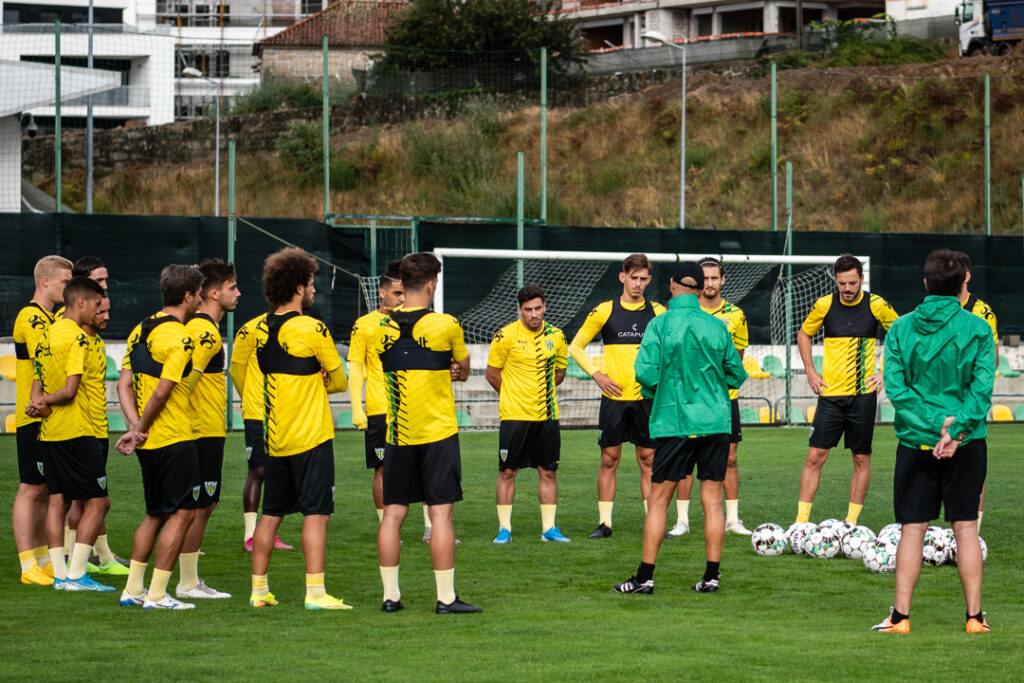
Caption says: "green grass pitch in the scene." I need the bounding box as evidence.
[2,425,1022,680]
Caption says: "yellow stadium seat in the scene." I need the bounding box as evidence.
[991,404,1012,422]
[0,354,17,381]
[758,406,772,424]
[743,356,770,379]
[806,406,816,423]
[4,414,15,433]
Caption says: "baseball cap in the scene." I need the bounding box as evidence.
[672,262,704,290]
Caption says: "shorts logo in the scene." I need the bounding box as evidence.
[37,461,44,475]
[499,448,508,462]
[246,447,252,461]
[375,447,385,461]
[205,480,218,496]
[192,485,201,501]
[97,476,107,490]
[331,486,336,503]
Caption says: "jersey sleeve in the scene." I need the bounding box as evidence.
[231,319,257,367]
[347,319,367,364]
[801,296,830,336]
[310,320,343,372]
[486,326,511,369]
[652,302,667,316]
[159,329,193,383]
[975,301,998,346]
[64,332,88,377]
[448,316,469,362]
[17,311,48,361]
[553,330,569,370]
[569,302,611,376]
[732,310,749,351]
[121,323,142,371]
[870,295,899,331]
[188,321,221,374]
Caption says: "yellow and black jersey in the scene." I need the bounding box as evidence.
[801,291,897,397]
[348,310,388,416]
[374,306,468,446]
[187,313,226,438]
[257,312,343,457]
[12,301,56,429]
[122,312,195,449]
[702,299,748,401]
[569,298,666,401]
[231,314,268,421]
[963,295,998,347]
[83,333,108,438]
[35,319,100,441]
[487,319,568,422]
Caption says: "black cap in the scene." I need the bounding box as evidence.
[672,262,704,290]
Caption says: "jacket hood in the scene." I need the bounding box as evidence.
[913,295,961,335]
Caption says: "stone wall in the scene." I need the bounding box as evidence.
[261,46,377,87]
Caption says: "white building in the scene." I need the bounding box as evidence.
[885,0,958,20]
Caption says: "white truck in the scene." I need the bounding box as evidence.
[956,0,1024,56]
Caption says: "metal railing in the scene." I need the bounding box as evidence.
[65,85,150,108]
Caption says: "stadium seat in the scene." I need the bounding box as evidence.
[104,355,119,381]
[997,355,1020,378]
[456,409,473,427]
[0,354,17,380]
[742,356,770,379]
[739,406,758,424]
[786,407,805,424]
[880,404,895,423]
[336,410,354,428]
[812,355,824,375]
[1015,404,1024,421]
[761,355,786,379]
[228,412,243,429]
[566,358,591,380]
[106,412,127,432]
[806,406,816,423]
[991,404,1012,422]
[4,414,15,433]
[758,406,773,424]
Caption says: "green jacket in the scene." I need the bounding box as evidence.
[634,294,747,439]
[884,295,994,449]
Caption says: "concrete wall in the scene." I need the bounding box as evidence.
[0,115,21,212]
[260,46,380,88]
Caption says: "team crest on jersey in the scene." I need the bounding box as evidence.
[205,480,218,496]
[192,485,201,501]
[37,461,44,475]
[97,476,107,490]
[544,339,554,352]
[375,447,385,461]
[499,449,508,462]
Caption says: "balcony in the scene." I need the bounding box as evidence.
[65,86,149,108]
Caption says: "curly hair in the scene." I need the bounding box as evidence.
[263,247,317,307]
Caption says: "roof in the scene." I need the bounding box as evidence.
[0,60,120,118]
[255,0,410,55]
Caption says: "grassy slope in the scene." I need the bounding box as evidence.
[2,425,1022,680]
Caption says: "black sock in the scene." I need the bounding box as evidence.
[637,562,655,583]
[967,611,984,622]
[891,609,909,624]
[703,561,720,582]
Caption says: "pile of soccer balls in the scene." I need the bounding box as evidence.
[750,521,988,574]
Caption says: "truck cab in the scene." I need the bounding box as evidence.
[957,0,1024,55]
[956,0,987,56]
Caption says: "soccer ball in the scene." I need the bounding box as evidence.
[786,522,817,556]
[948,534,988,564]
[922,526,949,566]
[804,530,841,559]
[878,523,901,539]
[751,523,788,556]
[821,520,853,544]
[863,537,898,573]
[841,526,876,560]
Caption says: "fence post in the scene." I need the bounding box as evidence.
[369,218,378,276]
[517,152,525,290]
[540,47,548,224]
[771,61,777,232]
[411,216,419,253]
[225,140,237,429]
[322,34,330,222]
[984,73,991,236]
[55,19,62,213]
[784,161,793,423]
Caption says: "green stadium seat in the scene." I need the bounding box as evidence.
[456,409,473,427]
[761,355,786,378]
[104,355,119,381]
[812,355,823,375]
[787,407,804,424]
[230,412,243,429]
[1015,404,1024,421]
[880,404,895,423]
[0,354,16,380]
[739,406,758,424]
[336,410,353,428]
[997,355,1020,378]
[566,357,591,380]
[106,412,127,432]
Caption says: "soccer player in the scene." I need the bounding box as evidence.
[115,265,204,610]
[873,250,993,634]
[348,261,405,523]
[614,263,747,595]
[249,247,350,611]
[485,285,570,544]
[794,254,897,526]
[954,251,997,529]
[176,259,239,600]
[667,257,752,537]
[569,254,665,539]
[12,254,71,586]
[28,276,114,591]
[374,252,481,614]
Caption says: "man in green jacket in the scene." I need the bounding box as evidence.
[614,263,747,595]
[873,249,994,635]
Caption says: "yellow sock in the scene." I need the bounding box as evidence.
[251,573,269,598]
[125,560,147,596]
[243,512,258,541]
[497,504,513,531]
[67,529,77,552]
[434,568,455,605]
[845,502,864,525]
[33,545,50,568]
[94,535,116,565]
[676,499,690,525]
[18,549,36,573]
[305,572,326,599]
[598,501,614,527]
[67,543,91,580]
[797,501,813,524]
[146,568,172,602]
[725,499,739,526]
[423,504,432,531]
[977,510,984,531]
[376,508,384,524]
[48,548,67,580]
[178,551,200,591]
[63,526,71,550]
[380,565,400,602]
[540,504,556,532]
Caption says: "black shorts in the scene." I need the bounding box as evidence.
[364,414,387,469]
[137,440,201,515]
[729,398,742,444]
[42,437,108,501]
[498,420,560,471]
[244,419,269,470]
[16,422,46,486]
[652,434,730,483]
[262,440,335,517]
[383,434,463,506]
[195,437,225,506]
[598,396,656,449]
[808,394,877,454]
[893,440,986,524]
[97,438,109,465]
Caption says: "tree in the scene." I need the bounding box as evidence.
[377,0,586,73]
